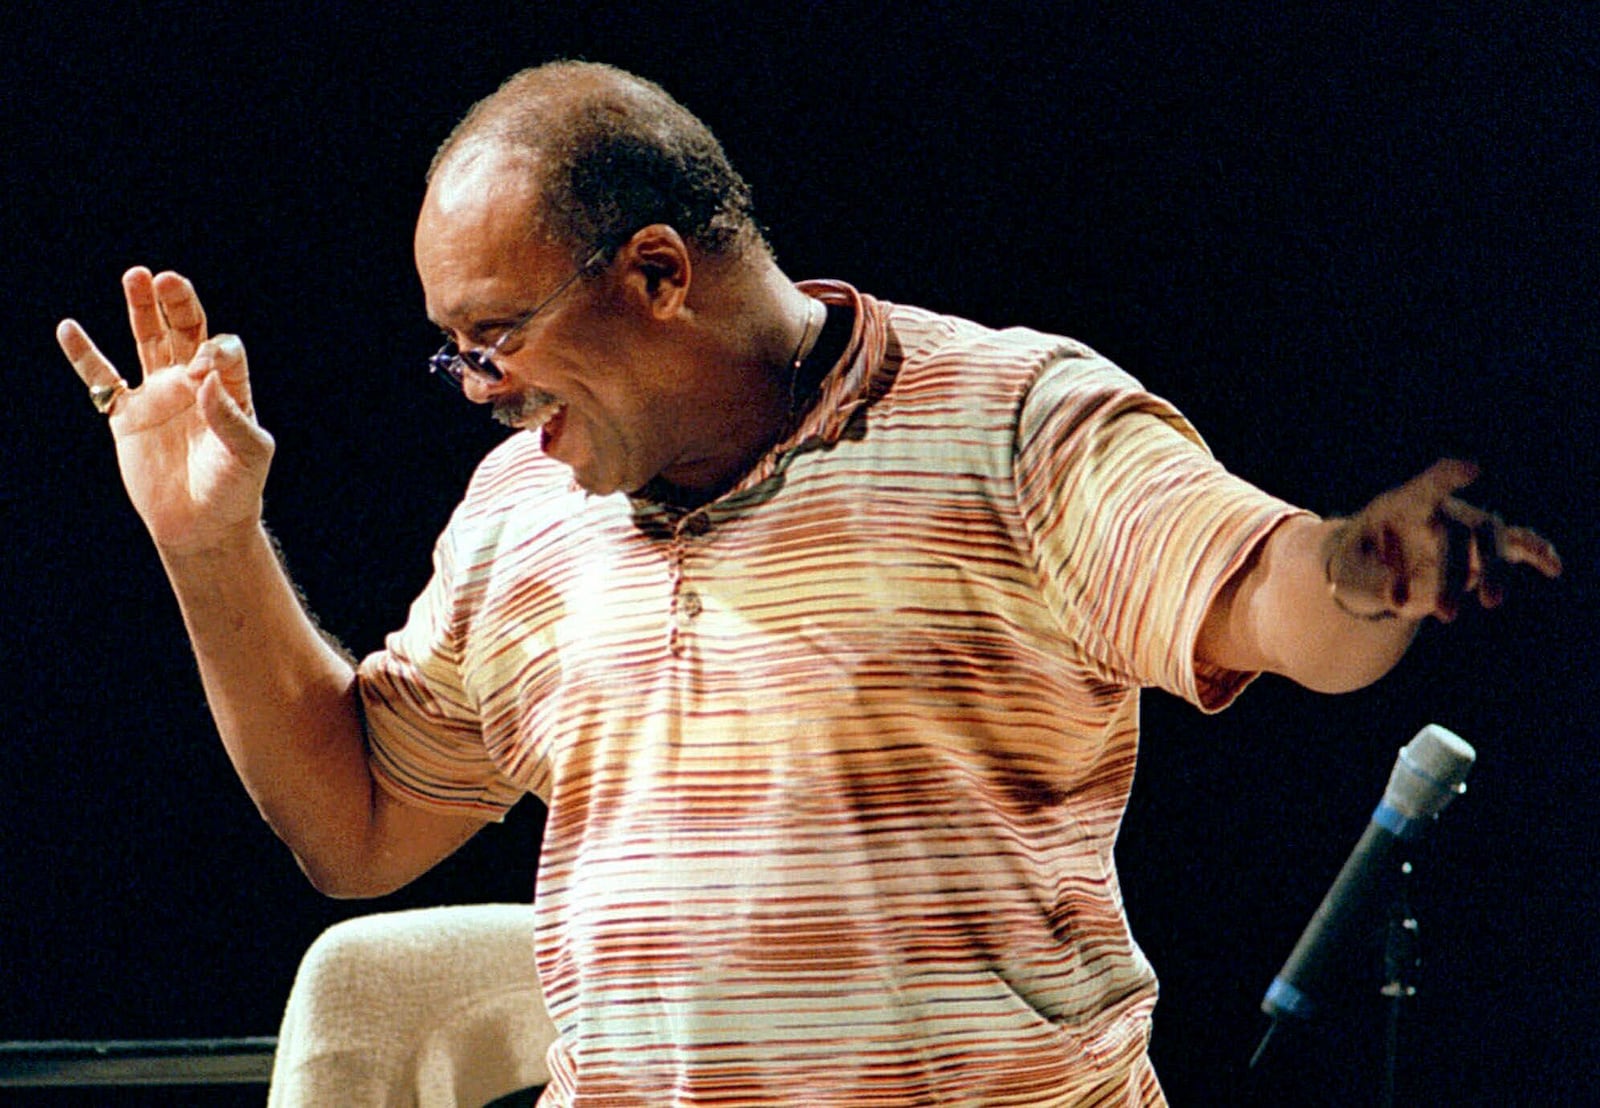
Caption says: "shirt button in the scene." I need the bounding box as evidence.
[682,512,712,537]
[680,590,703,618]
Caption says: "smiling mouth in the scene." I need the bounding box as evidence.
[493,390,565,431]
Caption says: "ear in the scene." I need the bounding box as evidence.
[615,224,692,321]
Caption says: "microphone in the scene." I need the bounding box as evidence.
[1257,724,1476,1030]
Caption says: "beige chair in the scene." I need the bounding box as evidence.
[269,904,555,1107]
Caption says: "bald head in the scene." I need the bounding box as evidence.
[429,61,765,265]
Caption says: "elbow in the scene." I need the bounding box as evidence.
[260,772,477,900]
[273,810,406,900]
[1291,667,1386,696]
[295,852,409,900]
[1272,630,1415,695]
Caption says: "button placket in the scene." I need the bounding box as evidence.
[679,589,703,618]
[666,512,710,656]
[666,531,686,656]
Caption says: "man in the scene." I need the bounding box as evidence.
[58,61,1559,1105]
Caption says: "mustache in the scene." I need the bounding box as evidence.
[492,389,563,430]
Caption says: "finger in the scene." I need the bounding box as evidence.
[1442,497,1562,580]
[188,334,253,418]
[56,318,125,389]
[58,318,133,418]
[1497,524,1563,579]
[1406,458,1481,505]
[123,266,170,377]
[152,270,207,364]
[1436,494,1495,530]
[1477,578,1506,610]
[197,372,274,463]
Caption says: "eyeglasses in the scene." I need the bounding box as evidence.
[427,247,608,392]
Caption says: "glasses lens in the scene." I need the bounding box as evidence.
[428,344,503,393]
[458,349,502,381]
[428,345,466,390]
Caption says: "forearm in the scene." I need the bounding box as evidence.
[159,521,380,889]
[62,271,487,896]
[1201,515,1419,693]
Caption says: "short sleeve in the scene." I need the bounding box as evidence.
[359,521,524,820]
[1014,355,1308,711]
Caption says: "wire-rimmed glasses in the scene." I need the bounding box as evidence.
[427,247,608,392]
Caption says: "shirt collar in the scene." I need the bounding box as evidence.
[625,281,895,519]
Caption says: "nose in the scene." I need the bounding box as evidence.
[460,366,510,405]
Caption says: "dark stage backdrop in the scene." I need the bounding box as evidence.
[3,4,1594,1105]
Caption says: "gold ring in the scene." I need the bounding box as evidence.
[89,380,127,415]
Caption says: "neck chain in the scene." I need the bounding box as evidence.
[635,298,825,512]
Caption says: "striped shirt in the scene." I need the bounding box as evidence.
[360,282,1302,1106]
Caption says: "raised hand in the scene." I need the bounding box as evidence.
[58,267,275,556]
[1323,458,1562,623]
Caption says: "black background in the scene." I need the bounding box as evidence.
[2,3,1595,1105]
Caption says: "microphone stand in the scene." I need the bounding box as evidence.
[1250,848,1429,1106]
[1379,860,1421,1108]
[1250,725,1473,1101]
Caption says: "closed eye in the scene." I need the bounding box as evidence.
[439,321,520,348]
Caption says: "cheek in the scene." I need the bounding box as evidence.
[589,396,659,462]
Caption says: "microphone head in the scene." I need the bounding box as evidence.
[1383,723,1476,823]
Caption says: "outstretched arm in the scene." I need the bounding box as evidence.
[1198,459,1562,693]
[59,268,487,897]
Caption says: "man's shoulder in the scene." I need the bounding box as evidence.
[881,299,1102,375]
[871,298,1125,413]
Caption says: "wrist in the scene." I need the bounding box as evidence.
[1322,520,1399,622]
[156,517,269,569]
